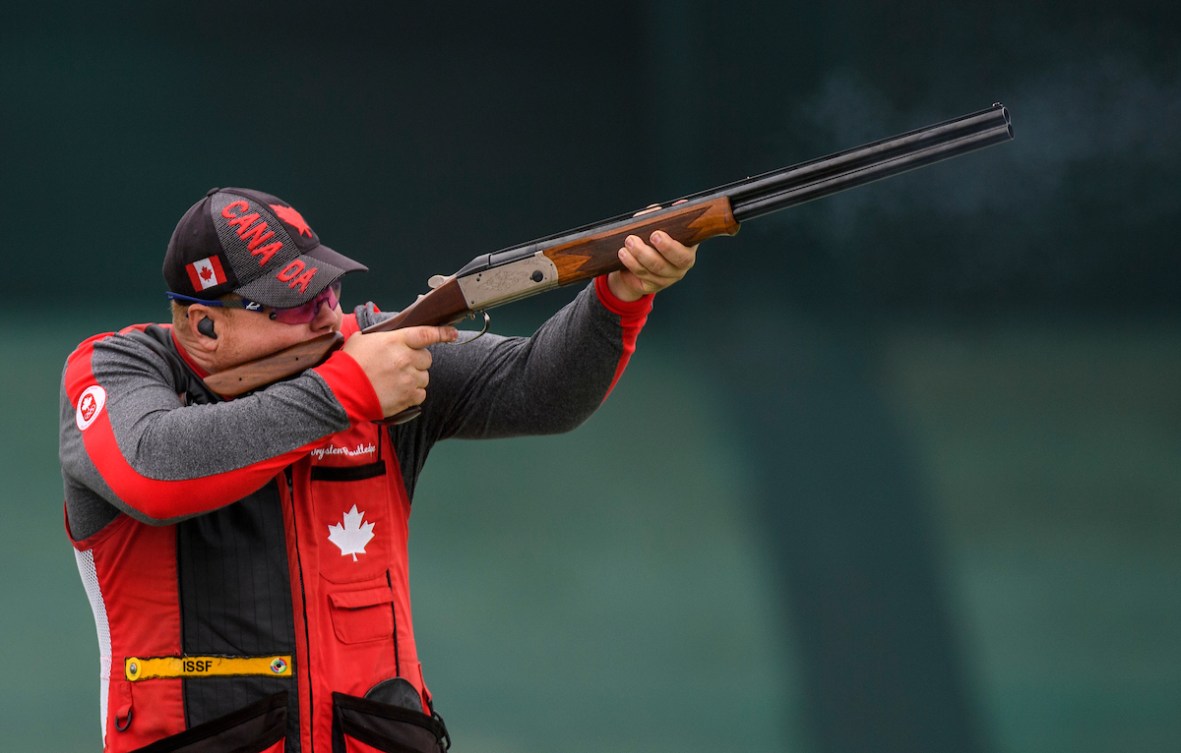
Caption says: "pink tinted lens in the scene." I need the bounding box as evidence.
[271,283,340,324]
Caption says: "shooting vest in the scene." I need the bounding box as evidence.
[68,334,446,753]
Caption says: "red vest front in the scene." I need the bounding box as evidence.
[70,418,430,752]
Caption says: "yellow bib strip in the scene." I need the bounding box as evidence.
[125,655,293,682]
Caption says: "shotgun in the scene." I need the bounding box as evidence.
[206,103,1013,402]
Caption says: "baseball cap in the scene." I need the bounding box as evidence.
[163,187,368,308]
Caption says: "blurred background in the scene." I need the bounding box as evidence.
[2,1,1179,751]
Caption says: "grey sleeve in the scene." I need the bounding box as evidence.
[361,283,639,497]
[427,283,629,438]
[60,329,353,528]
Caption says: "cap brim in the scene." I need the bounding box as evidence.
[307,243,368,275]
[233,243,367,308]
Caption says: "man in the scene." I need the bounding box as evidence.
[60,187,697,752]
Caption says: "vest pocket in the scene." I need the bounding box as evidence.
[309,460,400,585]
[328,585,396,644]
[128,691,287,752]
[332,691,448,753]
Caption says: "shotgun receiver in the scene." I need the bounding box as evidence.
[205,103,1013,399]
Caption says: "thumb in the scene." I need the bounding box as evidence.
[399,325,460,349]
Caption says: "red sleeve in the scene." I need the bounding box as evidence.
[314,311,383,422]
[310,349,383,423]
[594,275,654,399]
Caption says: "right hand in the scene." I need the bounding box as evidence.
[341,325,458,417]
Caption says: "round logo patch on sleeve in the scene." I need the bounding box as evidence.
[76,385,107,431]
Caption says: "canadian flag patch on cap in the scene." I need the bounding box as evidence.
[186,256,228,291]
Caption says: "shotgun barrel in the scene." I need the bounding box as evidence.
[205,103,1013,400]
[724,103,1012,221]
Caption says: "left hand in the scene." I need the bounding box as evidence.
[607,223,699,302]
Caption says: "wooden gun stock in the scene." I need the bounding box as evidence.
[204,103,1013,399]
[204,332,344,397]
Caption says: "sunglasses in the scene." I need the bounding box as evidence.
[167,281,342,325]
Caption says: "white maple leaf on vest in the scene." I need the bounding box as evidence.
[327,505,375,561]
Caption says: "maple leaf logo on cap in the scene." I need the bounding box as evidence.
[327,505,375,561]
[270,203,313,237]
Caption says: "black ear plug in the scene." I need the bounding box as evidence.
[197,318,217,339]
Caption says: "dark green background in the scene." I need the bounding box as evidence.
[2,2,1178,751]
